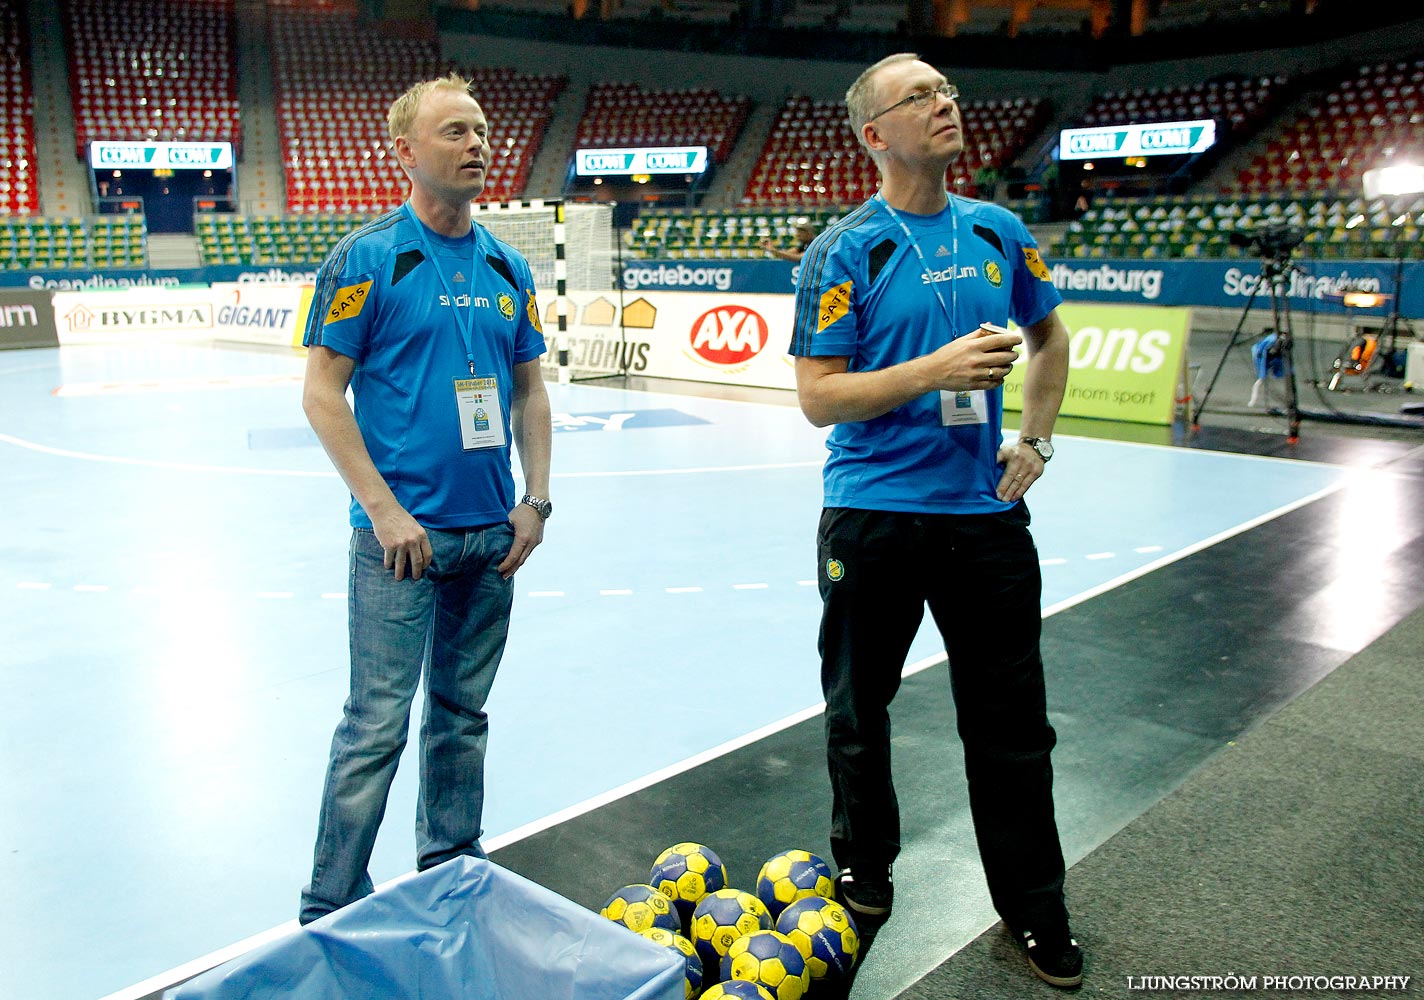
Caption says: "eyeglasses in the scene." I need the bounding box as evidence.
[868,82,960,122]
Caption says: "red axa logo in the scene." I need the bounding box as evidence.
[688,305,768,366]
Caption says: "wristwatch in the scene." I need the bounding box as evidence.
[1019,437,1054,463]
[520,494,553,520]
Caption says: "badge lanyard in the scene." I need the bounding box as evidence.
[877,192,989,428]
[875,191,960,339]
[403,202,481,376]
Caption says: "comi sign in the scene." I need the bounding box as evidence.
[1058,120,1216,161]
[574,146,709,176]
[88,141,235,171]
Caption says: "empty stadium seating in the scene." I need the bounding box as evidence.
[1228,57,1424,197]
[623,206,842,259]
[741,92,1049,206]
[0,215,146,269]
[63,0,242,158]
[195,211,359,265]
[1080,74,1287,135]
[1049,193,1424,260]
[0,0,39,215]
[573,82,749,165]
[270,8,565,214]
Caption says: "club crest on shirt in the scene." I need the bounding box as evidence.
[983,260,1003,287]
[817,281,852,333]
[825,558,846,582]
[497,292,516,321]
[525,290,544,332]
[1022,247,1052,281]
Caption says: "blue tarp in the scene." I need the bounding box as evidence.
[165,858,685,1000]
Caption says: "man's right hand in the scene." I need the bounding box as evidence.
[372,507,432,581]
[921,324,1023,392]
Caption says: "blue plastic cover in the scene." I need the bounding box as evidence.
[165,857,685,1000]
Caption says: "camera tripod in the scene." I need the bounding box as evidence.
[1192,253,1301,443]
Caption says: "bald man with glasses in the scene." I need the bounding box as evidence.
[789,53,1079,988]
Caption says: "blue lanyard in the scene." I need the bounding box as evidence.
[403,202,481,376]
[875,191,960,337]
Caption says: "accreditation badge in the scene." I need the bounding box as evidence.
[940,389,988,426]
[454,376,505,450]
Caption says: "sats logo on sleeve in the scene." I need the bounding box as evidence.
[817,281,852,333]
[324,280,372,325]
[1022,248,1052,281]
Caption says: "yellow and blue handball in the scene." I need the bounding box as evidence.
[700,981,774,1000]
[775,895,860,983]
[650,842,729,930]
[601,883,681,934]
[721,929,812,1000]
[690,887,772,973]
[639,927,704,999]
[754,849,834,920]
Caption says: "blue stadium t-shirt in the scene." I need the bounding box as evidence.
[789,194,1062,514]
[303,204,548,529]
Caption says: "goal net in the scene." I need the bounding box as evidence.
[472,200,628,382]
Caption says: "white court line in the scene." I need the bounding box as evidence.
[0,430,819,480]
[1038,475,1354,619]
[0,432,337,477]
[553,459,821,478]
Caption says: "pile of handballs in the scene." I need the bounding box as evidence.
[599,842,860,1000]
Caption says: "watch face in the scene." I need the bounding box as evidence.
[1035,440,1053,460]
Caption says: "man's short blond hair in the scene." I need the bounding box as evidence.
[845,53,920,152]
[387,72,475,144]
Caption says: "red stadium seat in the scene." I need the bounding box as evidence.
[268,7,564,213]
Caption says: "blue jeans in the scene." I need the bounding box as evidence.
[299,522,515,924]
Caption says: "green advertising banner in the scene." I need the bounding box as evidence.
[1002,303,1192,425]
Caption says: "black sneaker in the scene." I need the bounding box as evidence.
[1015,925,1083,989]
[834,865,893,916]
